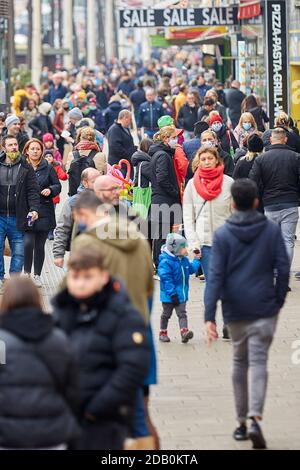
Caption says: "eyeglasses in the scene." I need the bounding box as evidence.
[100,186,120,192]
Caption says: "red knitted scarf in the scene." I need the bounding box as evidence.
[193,164,224,201]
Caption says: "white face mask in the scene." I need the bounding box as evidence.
[211,122,222,133]
[169,138,178,148]
[202,140,215,148]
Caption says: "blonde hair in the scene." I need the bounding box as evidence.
[238,112,257,130]
[153,126,175,142]
[275,111,290,129]
[201,130,217,141]
[77,126,96,142]
[23,138,44,166]
[192,146,222,173]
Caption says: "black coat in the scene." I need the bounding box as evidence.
[29,114,54,140]
[216,125,239,155]
[177,104,199,132]
[149,141,180,208]
[248,106,269,132]
[249,144,300,208]
[28,159,61,232]
[52,279,150,428]
[224,87,246,128]
[0,153,40,231]
[107,122,137,168]
[0,307,80,448]
[131,150,152,188]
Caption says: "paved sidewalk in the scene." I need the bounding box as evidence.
[4,189,300,450]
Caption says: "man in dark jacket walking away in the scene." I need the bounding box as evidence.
[224,80,246,129]
[53,244,150,450]
[205,179,290,450]
[250,127,300,268]
[107,110,137,173]
[0,135,40,290]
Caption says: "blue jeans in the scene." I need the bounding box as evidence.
[0,216,24,280]
[265,207,299,266]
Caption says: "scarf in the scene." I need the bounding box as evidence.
[75,140,99,152]
[193,164,224,201]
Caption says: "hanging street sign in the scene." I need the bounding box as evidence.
[119,7,240,28]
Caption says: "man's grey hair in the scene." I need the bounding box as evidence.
[271,127,287,141]
[118,109,132,120]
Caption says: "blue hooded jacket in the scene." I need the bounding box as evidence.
[158,248,200,304]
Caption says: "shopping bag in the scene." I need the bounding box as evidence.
[133,162,152,219]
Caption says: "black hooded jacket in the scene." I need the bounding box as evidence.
[149,141,180,207]
[0,308,80,448]
[0,153,40,230]
[131,150,152,188]
[52,279,150,428]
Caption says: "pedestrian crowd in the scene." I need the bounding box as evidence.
[0,57,299,451]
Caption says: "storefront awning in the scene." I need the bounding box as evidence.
[238,0,261,20]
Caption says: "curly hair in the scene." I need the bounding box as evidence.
[77,126,96,142]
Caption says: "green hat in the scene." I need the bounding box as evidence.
[158,115,174,129]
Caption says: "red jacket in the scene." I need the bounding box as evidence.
[53,165,68,204]
[173,145,188,203]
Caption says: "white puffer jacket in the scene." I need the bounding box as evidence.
[183,174,233,250]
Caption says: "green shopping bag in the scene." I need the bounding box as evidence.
[133,162,152,219]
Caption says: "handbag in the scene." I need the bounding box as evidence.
[132,162,152,219]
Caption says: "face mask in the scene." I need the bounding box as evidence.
[243,123,252,131]
[202,140,215,148]
[78,222,87,233]
[211,123,222,133]
[169,138,178,148]
[6,151,20,161]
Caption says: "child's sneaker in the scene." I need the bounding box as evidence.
[159,330,170,342]
[181,328,193,343]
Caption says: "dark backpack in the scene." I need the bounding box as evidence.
[68,149,97,196]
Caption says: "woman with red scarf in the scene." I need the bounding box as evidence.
[183,147,232,328]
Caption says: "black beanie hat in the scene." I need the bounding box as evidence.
[248,134,264,153]
[194,120,209,137]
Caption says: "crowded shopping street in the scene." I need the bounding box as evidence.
[0,0,300,457]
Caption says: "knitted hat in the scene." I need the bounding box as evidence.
[38,102,52,115]
[158,115,174,129]
[42,133,54,144]
[209,114,223,125]
[247,134,264,153]
[68,107,83,121]
[5,114,20,129]
[166,233,187,256]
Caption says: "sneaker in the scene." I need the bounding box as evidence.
[233,423,248,441]
[33,274,42,288]
[222,325,230,341]
[181,329,194,343]
[295,271,300,279]
[249,419,267,449]
[159,331,170,343]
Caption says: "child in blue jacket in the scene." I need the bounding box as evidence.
[158,233,201,343]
